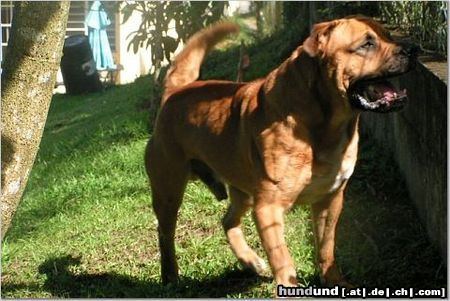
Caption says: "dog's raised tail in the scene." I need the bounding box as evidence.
[162,21,240,104]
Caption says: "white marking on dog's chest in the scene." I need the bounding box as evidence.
[329,160,355,192]
[298,153,357,204]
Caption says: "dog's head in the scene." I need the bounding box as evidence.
[303,16,419,113]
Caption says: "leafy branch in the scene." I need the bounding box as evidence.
[121,1,228,78]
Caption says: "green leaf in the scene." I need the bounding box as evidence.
[121,3,138,24]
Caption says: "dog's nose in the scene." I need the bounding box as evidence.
[399,42,421,57]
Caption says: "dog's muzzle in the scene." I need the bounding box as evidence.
[349,42,420,113]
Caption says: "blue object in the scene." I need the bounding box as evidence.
[86,1,116,70]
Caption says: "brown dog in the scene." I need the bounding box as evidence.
[145,16,418,288]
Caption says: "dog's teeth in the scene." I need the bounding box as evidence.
[363,90,370,100]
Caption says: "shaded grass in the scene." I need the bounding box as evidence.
[1,26,446,297]
[338,138,446,288]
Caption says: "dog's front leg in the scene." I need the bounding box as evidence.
[311,188,353,287]
[254,203,297,287]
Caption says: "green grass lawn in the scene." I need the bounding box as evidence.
[1,73,445,298]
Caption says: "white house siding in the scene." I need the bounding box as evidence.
[115,4,153,85]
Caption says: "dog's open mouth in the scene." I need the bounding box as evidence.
[349,76,408,113]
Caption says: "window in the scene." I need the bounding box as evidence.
[1,1,13,59]
[0,1,117,56]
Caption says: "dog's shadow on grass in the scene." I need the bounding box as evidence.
[21,255,273,298]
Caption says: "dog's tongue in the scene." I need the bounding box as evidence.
[366,81,405,102]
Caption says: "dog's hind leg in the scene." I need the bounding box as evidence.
[145,140,188,284]
[222,186,267,275]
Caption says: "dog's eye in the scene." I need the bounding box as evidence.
[360,40,376,50]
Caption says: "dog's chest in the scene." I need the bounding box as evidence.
[296,150,357,204]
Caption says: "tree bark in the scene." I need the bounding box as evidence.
[1,2,70,238]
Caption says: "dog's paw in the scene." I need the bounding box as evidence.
[336,279,355,289]
[238,250,268,276]
[318,263,357,288]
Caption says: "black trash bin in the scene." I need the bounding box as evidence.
[60,35,103,95]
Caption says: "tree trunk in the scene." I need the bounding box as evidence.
[1,2,70,238]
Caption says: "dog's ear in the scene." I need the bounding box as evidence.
[303,20,338,57]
